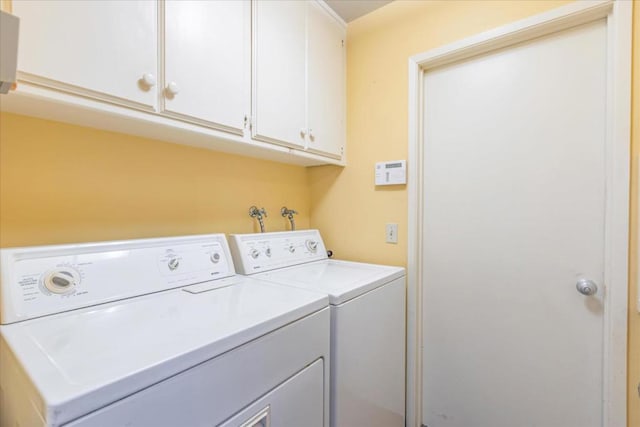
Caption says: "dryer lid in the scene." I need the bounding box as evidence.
[0,277,328,426]
[254,259,405,305]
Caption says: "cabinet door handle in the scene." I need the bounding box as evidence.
[140,73,156,88]
[300,128,307,138]
[309,128,315,141]
[165,81,180,96]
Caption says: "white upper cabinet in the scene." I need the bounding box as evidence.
[307,1,345,159]
[253,0,345,158]
[4,0,346,166]
[252,0,307,149]
[162,1,249,134]
[12,0,157,110]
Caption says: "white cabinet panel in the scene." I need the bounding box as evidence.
[12,0,156,110]
[253,1,346,159]
[5,0,346,166]
[163,1,249,134]
[307,2,345,159]
[253,0,307,149]
[332,279,406,427]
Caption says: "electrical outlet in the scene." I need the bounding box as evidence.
[386,223,398,244]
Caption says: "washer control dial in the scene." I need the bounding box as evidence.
[43,269,78,294]
[306,240,318,253]
[168,257,180,271]
[288,245,296,253]
[265,247,272,257]
[210,252,221,264]
[250,248,260,259]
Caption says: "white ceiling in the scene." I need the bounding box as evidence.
[325,0,394,23]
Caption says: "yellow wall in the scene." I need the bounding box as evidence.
[0,112,310,247]
[308,0,639,424]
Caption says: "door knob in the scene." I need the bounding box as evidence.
[576,279,598,296]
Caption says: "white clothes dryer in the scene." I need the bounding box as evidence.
[0,233,330,427]
[229,230,406,427]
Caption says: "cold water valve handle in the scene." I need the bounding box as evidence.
[281,207,298,231]
[249,206,268,233]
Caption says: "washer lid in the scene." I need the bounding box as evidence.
[0,276,328,426]
[253,259,405,305]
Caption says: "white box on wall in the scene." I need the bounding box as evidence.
[375,160,406,186]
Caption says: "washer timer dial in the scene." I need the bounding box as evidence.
[306,240,318,253]
[42,269,80,294]
[168,257,180,271]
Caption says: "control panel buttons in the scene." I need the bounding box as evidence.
[43,269,79,294]
[306,240,318,253]
[250,249,260,259]
[168,257,180,271]
[210,252,221,263]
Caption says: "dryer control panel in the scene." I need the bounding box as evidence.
[0,234,235,324]
[229,230,328,275]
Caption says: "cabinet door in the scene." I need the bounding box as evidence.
[307,2,345,159]
[253,0,307,149]
[163,1,249,134]
[12,0,156,110]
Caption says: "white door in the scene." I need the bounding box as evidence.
[307,1,345,160]
[163,0,249,134]
[13,0,156,109]
[421,20,606,427]
[253,0,307,149]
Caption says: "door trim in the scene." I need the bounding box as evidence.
[406,1,632,426]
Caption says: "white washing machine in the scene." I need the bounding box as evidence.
[0,233,330,427]
[229,230,406,427]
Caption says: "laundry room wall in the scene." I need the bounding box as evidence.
[307,0,639,425]
[0,112,311,247]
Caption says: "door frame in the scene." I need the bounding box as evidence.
[406,1,632,426]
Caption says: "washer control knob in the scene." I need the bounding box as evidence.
[168,257,180,271]
[265,247,272,257]
[210,252,221,264]
[288,245,296,253]
[250,249,260,259]
[43,270,77,294]
[306,240,318,253]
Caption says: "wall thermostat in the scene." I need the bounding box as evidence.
[375,160,407,186]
